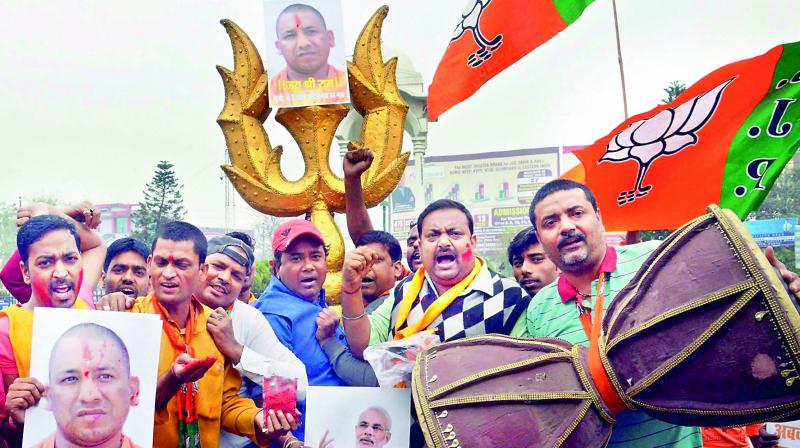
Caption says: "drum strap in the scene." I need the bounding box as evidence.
[580,272,628,414]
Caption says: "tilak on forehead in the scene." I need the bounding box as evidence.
[81,339,109,378]
[294,13,302,29]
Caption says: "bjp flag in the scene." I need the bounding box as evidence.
[572,41,800,231]
[427,0,596,121]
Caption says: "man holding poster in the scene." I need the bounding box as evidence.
[266,1,349,107]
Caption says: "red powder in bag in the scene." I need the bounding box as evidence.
[263,376,298,418]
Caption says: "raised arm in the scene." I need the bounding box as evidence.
[340,247,382,358]
[60,203,106,297]
[343,146,375,244]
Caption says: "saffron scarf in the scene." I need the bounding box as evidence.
[393,258,483,340]
[153,295,201,448]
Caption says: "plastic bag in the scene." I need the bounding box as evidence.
[363,331,440,388]
[263,375,300,418]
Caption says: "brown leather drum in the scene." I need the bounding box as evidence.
[413,206,800,448]
[603,205,800,426]
[412,336,614,448]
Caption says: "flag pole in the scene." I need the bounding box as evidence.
[612,0,641,244]
[612,0,629,120]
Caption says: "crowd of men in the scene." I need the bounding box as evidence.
[0,147,798,448]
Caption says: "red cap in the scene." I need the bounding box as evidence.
[272,219,325,252]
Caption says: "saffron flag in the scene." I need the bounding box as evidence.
[427,0,595,121]
[572,41,800,231]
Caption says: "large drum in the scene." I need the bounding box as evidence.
[413,206,800,448]
[412,336,614,448]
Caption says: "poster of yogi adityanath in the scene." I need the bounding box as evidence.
[264,0,351,108]
[305,387,411,448]
[22,308,161,448]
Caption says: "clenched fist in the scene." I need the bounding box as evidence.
[341,247,378,293]
[343,143,374,179]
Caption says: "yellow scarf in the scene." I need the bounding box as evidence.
[393,257,483,340]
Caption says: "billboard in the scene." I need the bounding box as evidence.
[389,147,559,259]
[743,217,798,247]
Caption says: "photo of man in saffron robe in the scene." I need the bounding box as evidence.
[264,0,350,108]
[20,309,161,448]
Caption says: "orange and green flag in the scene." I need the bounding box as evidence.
[427,0,595,121]
[572,41,800,231]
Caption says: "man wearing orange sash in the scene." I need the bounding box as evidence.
[97,221,289,447]
[525,179,800,448]
[1,212,106,444]
[340,198,531,358]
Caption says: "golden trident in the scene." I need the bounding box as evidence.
[216,7,409,303]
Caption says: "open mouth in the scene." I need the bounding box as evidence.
[435,253,457,268]
[210,283,228,296]
[160,282,179,293]
[300,277,317,287]
[361,277,375,287]
[50,282,74,300]
[118,286,136,297]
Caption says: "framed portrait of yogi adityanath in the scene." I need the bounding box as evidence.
[304,386,411,448]
[22,308,161,448]
[263,0,351,108]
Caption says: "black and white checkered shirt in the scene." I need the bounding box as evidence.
[367,262,531,344]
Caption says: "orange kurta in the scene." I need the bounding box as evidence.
[130,294,262,447]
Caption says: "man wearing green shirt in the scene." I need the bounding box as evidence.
[526,179,703,448]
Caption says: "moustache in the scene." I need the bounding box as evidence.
[210,280,230,295]
[434,247,457,258]
[557,232,586,250]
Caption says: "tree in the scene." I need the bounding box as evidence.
[132,161,186,243]
[253,215,286,260]
[747,166,799,268]
[662,80,686,104]
[485,227,522,278]
[0,201,17,262]
[250,259,272,296]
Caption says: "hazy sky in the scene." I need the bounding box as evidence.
[1,0,798,230]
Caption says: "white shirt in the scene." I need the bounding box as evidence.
[220,299,309,448]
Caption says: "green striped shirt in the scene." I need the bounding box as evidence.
[526,241,702,448]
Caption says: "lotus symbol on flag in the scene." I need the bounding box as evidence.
[600,77,735,205]
[451,0,502,67]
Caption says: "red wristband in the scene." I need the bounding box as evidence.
[341,284,362,295]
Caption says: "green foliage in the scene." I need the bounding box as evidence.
[748,166,799,268]
[640,229,671,242]
[485,227,523,277]
[0,201,17,262]
[132,161,186,244]
[251,259,272,296]
[748,167,800,220]
[662,80,686,104]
